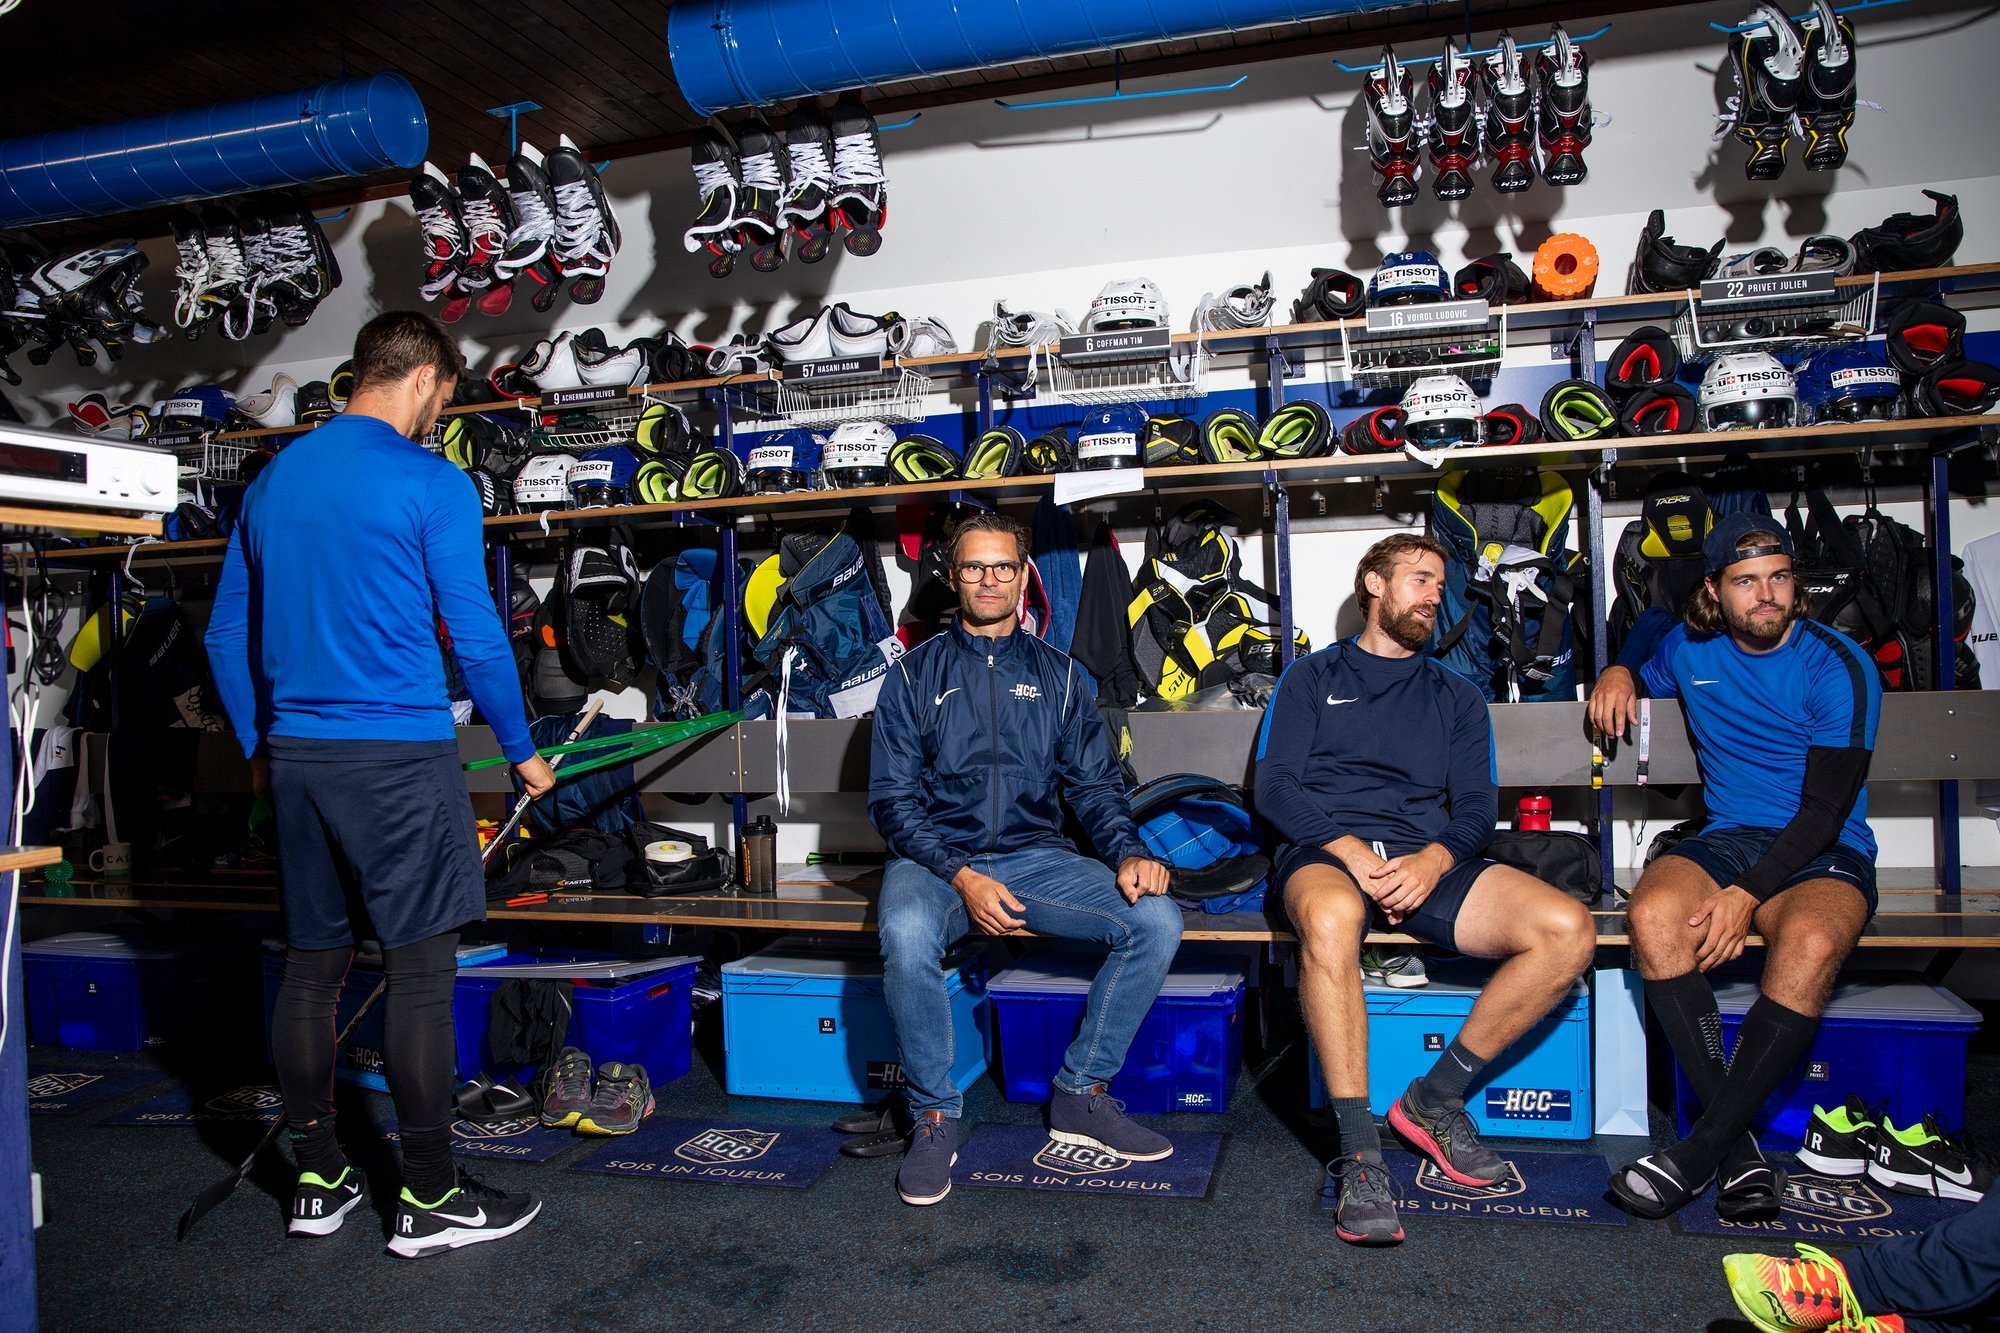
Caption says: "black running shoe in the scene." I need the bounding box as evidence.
[1869,1113,1997,1202]
[1716,1136,1786,1222]
[576,1061,654,1137]
[1797,1097,1882,1177]
[387,1172,541,1259]
[288,1164,367,1237]
[1387,1083,1509,1187]
[1482,35,1536,194]
[1324,1153,1404,1246]
[1797,0,1856,171]
[1729,4,1806,180]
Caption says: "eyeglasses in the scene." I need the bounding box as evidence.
[953,560,1022,585]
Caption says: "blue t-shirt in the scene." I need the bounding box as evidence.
[204,413,534,763]
[1639,619,1881,857]
[1253,639,1498,863]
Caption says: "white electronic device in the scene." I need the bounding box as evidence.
[0,422,177,514]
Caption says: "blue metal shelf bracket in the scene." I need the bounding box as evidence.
[998,53,1248,110]
[485,101,543,153]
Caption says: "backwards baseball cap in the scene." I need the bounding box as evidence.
[1703,511,1795,577]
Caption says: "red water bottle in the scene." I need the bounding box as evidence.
[1516,793,1552,832]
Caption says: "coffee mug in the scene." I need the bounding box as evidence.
[89,842,133,877]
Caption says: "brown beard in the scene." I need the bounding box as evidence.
[1724,597,1796,643]
[1378,602,1434,652]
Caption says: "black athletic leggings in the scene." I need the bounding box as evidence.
[273,933,459,1196]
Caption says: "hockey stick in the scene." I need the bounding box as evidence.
[478,698,604,860]
[175,977,387,1240]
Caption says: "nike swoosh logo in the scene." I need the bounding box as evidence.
[1933,1163,1974,1185]
[1721,1169,1767,1191]
[1692,679,1720,686]
[1326,696,1358,706]
[430,1207,487,1226]
[934,688,960,707]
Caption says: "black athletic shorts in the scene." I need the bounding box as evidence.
[267,736,485,951]
[1269,843,1499,952]
[1659,825,1878,918]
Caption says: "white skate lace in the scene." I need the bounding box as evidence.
[262,220,326,300]
[782,138,831,197]
[739,148,783,191]
[509,185,555,245]
[172,235,209,328]
[416,199,463,261]
[552,179,613,269]
[832,128,886,187]
[461,195,507,256]
[692,158,735,200]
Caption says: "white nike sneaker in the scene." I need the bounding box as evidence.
[387,1172,541,1259]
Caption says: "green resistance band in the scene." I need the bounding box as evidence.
[463,709,743,774]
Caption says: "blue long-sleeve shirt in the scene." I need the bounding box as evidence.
[204,413,534,764]
[1253,639,1498,864]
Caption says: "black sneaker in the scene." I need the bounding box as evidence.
[387,1173,541,1259]
[1324,1153,1404,1246]
[1387,1083,1509,1187]
[1869,1113,1998,1202]
[1797,1097,1882,1177]
[1716,1135,1786,1222]
[897,1110,959,1206]
[575,1062,654,1137]
[1047,1084,1172,1162]
[539,1046,594,1129]
[288,1165,367,1237]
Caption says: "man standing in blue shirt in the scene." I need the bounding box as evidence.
[206,311,555,1258]
[1589,513,1882,1221]
[1256,534,1597,1247]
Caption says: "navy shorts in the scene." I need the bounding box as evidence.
[1270,843,1499,952]
[267,736,486,951]
[1658,825,1878,917]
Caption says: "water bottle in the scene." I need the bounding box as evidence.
[1516,793,1552,832]
[742,816,778,894]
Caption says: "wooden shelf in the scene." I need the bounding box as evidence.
[0,846,63,874]
[0,507,163,539]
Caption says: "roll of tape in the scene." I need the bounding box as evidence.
[644,840,695,864]
[1532,232,1600,301]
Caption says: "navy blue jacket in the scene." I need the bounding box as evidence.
[1254,639,1498,863]
[869,621,1146,884]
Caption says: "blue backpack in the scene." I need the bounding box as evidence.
[1128,774,1269,915]
[753,527,899,718]
[1429,467,1582,703]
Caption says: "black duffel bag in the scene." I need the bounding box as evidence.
[1484,829,1602,905]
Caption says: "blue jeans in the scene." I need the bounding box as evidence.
[878,847,1183,1117]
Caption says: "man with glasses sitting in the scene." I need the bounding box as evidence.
[869,511,1180,1207]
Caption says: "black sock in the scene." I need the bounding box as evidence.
[1665,995,1819,1182]
[1645,971,1727,1107]
[400,1123,457,1204]
[1414,1037,1488,1109]
[1645,971,1762,1176]
[1331,1096,1382,1159]
[288,1122,345,1179]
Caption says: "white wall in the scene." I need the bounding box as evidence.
[7,0,2000,875]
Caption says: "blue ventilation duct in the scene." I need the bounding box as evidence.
[668,0,1385,114]
[0,74,428,228]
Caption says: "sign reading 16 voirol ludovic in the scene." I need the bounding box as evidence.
[1363,299,1490,333]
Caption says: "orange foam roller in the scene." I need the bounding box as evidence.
[1533,233,1600,300]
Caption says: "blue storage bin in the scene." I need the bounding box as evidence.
[989,951,1246,1114]
[721,941,991,1103]
[262,948,697,1093]
[453,953,698,1088]
[1673,977,1981,1151]
[26,931,217,1051]
[1309,970,1593,1140]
